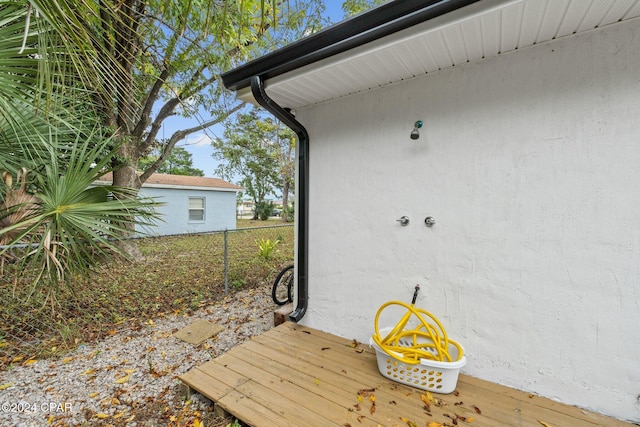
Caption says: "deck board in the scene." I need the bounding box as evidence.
[179,322,634,427]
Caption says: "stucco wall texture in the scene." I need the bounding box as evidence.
[294,18,640,422]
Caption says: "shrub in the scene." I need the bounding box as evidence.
[256,238,279,260]
[255,201,274,220]
[283,202,295,222]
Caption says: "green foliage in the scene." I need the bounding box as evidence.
[72,0,325,186]
[138,146,204,176]
[230,277,246,290]
[283,202,295,223]
[341,0,388,18]
[0,133,160,296]
[256,238,280,260]
[0,3,161,298]
[213,107,296,211]
[255,201,275,221]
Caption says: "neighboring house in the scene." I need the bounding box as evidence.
[96,172,242,235]
[221,0,640,422]
[237,199,255,216]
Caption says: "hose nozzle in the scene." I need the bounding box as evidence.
[412,284,420,305]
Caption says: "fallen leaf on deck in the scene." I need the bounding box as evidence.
[358,388,375,396]
[421,393,431,405]
[400,417,417,427]
[538,421,553,427]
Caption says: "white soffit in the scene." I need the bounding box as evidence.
[255,0,640,109]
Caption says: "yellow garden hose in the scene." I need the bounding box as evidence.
[372,285,463,365]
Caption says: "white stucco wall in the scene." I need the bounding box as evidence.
[293,19,640,422]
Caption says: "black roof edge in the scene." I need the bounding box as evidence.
[221,0,481,92]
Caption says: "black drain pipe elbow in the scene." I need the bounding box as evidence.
[251,76,309,322]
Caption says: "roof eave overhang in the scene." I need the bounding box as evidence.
[221,0,481,93]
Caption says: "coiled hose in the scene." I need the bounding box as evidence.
[372,285,463,365]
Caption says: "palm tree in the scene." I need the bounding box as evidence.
[0,1,159,300]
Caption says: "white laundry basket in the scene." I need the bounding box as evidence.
[369,327,466,394]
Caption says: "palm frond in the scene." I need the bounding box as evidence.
[0,128,160,292]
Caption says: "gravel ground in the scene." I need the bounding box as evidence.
[0,283,276,427]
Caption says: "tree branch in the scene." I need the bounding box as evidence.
[138,101,246,182]
[140,97,182,154]
[131,67,172,138]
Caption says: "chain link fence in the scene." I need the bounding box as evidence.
[0,223,294,368]
[219,224,295,293]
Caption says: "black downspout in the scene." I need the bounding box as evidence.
[251,76,309,322]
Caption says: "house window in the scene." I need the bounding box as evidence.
[188,197,205,221]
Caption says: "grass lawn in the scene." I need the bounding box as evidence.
[0,219,294,366]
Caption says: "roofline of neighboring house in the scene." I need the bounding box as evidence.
[95,172,243,192]
[221,0,480,92]
[94,181,241,193]
[144,183,240,192]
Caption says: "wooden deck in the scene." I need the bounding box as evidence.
[179,322,633,427]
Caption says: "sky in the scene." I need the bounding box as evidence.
[162,2,347,180]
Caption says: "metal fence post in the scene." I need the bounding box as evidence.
[224,228,229,294]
